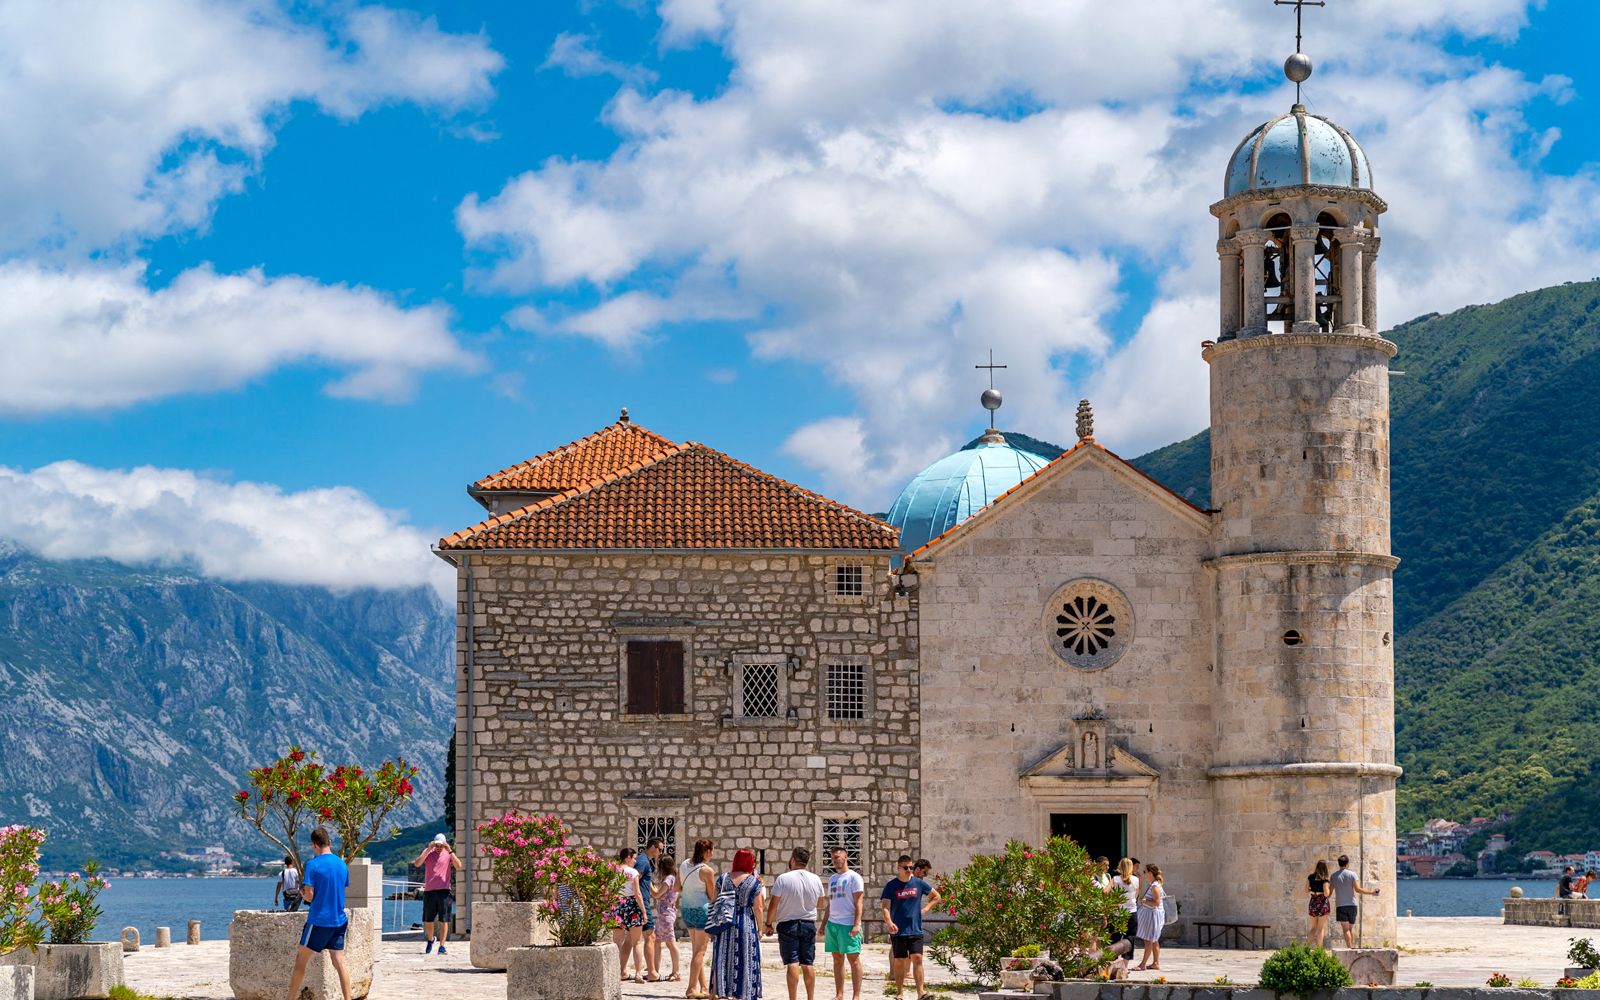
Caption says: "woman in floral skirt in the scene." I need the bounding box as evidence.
[710,848,766,1000]
[612,847,650,981]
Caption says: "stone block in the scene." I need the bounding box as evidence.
[119,928,138,953]
[0,943,123,1000]
[1333,950,1398,986]
[1052,981,1104,1000]
[0,967,30,1000]
[1366,990,1422,1000]
[1415,989,1475,1000]
[228,908,374,1000]
[472,901,555,971]
[1233,989,1276,1000]
[154,927,170,948]
[506,943,621,1000]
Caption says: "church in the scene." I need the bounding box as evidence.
[437,50,1398,948]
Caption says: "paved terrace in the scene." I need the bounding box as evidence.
[123,918,1584,1000]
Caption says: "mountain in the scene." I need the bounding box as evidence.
[1133,278,1600,846]
[0,541,453,869]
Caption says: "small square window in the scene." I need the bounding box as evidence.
[833,564,864,598]
[740,662,781,718]
[825,662,867,721]
[820,817,864,871]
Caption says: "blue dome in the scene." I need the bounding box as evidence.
[1224,106,1371,197]
[886,436,1052,553]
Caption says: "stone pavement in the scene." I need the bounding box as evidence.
[121,919,1590,999]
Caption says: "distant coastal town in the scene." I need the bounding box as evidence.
[1397,815,1596,879]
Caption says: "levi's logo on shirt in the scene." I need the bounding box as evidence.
[894,887,919,900]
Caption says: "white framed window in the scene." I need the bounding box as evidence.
[736,658,784,719]
[823,660,869,722]
[817,812,867,873]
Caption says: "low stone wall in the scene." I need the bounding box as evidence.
[1028,984,1589,1000]
[1503,898,1600,928]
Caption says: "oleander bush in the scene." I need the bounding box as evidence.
[1572,937,1600,969]
[1258,941,1352,995]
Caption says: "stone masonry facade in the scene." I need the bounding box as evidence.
[451,551,918,924]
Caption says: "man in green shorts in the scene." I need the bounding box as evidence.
[822,848,864,1000]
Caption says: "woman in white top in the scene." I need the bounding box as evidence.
[1110,857,1140,948]
[678,839,720,1000]
[1134,864,1166,972]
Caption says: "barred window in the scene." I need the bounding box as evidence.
[739,662,781,718]
[825,662,867,721]
[834,564,864,598]
[635,817,677,860]
[820,818,863,871]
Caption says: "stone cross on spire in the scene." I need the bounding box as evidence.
[1075,399,1094,442]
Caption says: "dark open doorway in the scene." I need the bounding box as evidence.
[1050,812,1126,861]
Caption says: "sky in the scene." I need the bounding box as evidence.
[1,0,1599,599]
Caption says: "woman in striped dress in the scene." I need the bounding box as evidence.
[1134,864,1165,972]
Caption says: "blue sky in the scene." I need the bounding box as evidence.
[0,0,1597,596]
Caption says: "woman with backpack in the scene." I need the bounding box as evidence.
[708,847,766,1000]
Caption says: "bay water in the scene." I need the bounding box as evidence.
[90,877,425,942]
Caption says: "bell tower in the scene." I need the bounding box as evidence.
[1206,28,1399,946]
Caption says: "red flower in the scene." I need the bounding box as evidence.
[235,791,250,803]
[319,807,333,820]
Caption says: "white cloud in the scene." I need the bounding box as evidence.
[0,1,502,255]
[0,262,476,413]
[461,0,1596,506]
[543,32,657,86]
[0,462,451,599]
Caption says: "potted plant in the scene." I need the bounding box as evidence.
[471,813,566,970]
[506,841,627,1000]
[228,746,416,1000]
[0,828,121,1000]
[1568,937,1600,980]
[0,825,44,1000]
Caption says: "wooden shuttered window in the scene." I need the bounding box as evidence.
[625,640,685,714]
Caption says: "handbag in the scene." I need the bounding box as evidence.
[704,874,737,934]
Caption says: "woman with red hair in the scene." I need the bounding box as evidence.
[709,848,766,1000]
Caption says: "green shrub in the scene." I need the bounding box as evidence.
[1413,983,1433,988]
[929,837,1126,983]
[1486,972,1512,987]
[1577,973,1600,989]
[1516,978,1540,988]
[1572,937,1600,969]
[1258,942,1353,995]
[1010,944,1042,959]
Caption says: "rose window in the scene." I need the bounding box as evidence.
[1042,579,1133,670]
[1056,595,1117,656]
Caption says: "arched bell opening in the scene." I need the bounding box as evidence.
[1262,212,1294,334]
[1313,211,1342,332]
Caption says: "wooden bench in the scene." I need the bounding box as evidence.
[1195,921,1271,949]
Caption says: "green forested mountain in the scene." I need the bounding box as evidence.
[1133,278,1600,849]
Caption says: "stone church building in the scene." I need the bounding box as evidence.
[438,76,1399,947]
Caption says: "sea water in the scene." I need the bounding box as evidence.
[89,877,425,941]
[82,875,1567,941]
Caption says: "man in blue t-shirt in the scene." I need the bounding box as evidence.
[287,827,353,1000]
[880,854,940,1000]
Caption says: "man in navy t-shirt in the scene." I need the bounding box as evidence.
[287,827,353,1000]
[880,854,940,1000]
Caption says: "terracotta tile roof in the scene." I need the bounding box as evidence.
[442,443,899,552]
[900,440,1211,566]
[470,414,678,494]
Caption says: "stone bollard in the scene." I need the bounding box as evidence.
[155,926,171,948]
[188,920,201,945]
[121,927,141,952]
[1405,909,1412,917]
[1510,885,1525,898]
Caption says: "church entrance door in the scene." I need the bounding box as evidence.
[1050,813,1126,860]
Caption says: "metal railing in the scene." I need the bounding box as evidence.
[381,877,425,934]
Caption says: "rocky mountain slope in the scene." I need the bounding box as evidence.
[0,541,452,868]
[1133,278,1600,844]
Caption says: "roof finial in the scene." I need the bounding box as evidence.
[975,350,1007,444]
[1275,0,1322,104]
[1076,399,1095,442]
[619,407,630,424]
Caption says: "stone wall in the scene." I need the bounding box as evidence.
[452,550,918,923]
[1031,984,1568,1000]
[1504,897,1600,928]
[915,449,1218,913]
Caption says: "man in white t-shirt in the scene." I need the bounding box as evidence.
[823,848,865,1000]
[766,847,828,1000]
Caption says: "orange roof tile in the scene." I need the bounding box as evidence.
[471,415,678,494]
[442,442,899,552]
